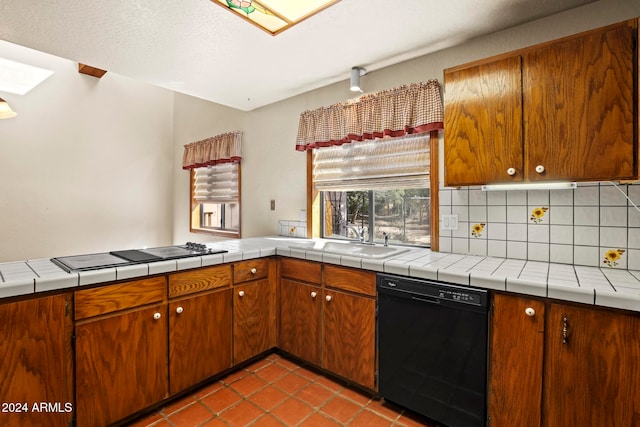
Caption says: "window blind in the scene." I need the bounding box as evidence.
[193,163,239,203]
[312,134,430,191]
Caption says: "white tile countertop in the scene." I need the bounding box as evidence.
[1,237,640,313]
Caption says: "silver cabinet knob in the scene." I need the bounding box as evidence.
[238,290,245,297]
[325,295,332,302]
[250,268,257,274]
[153,312,162,320]
[507,167,516,176]
[310,291,317,298]
[525,307,535,317]
[176,306,184,314]
[535,165,545,174]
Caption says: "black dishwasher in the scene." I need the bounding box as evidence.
[377,274,489,427]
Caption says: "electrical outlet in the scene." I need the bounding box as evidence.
[270,200,275,211]
[441,214,458,231]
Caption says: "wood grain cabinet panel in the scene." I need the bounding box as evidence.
[323,264,376,296]
[75,276,166,320]
[233,259,270,284]
[280,257,321,284]
[0,294,73,427]
[233,279,276,363]
[169,265,231,298]
[488,293,545,427]
[169,288,232,394]
[75,303,168,427]
[444,19,638,186]
[444,55,523,186]
[524,21,636,181]
[543,303,640,426]
[322,288,376,390]
[279,278,321,364]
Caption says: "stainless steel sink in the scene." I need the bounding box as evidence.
[289,240,409,259]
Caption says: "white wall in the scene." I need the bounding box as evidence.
[0,41,174,262]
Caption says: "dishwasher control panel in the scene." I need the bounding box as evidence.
[437,288,482,305]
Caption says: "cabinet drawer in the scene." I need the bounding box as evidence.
[280,258,321,284]
[233,259,270,284]
[75,276,167,320]
[323,265,376,297]
[169,265,231,298]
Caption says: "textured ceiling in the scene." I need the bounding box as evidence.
[0,0,595,111]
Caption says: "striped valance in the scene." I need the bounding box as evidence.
[295,80,443,151]
[182,131,242,170]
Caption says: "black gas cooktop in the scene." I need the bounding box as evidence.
[51,242,227,273]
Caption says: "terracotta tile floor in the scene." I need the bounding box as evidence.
[128,353,441,427]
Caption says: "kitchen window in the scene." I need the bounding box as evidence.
[189,163,240,237]
[315,134,431,247]
[183,131,242,238]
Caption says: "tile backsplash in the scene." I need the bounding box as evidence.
[278,219,307,238]
[439,182,640,269]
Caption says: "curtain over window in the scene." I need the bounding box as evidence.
[313,134,430,191]
[295,80,443,151]
[193,163,240,204]
[182,131,242,170]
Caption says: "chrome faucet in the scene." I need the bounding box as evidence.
[383,232,389,247]
[344,224,366,243]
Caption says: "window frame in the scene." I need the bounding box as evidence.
[307,130,440,250]
[189,165,241,238]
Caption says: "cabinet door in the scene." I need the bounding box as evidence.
[169,288,232,394]
[322,288,376,390]
[544,303,640,426]
[279,279,321,365]
[488,294,544,427]
[75,303,168,427]
[0,294,73,427]
[524,21,636,181]
[233,279,276,363]
[444,55,523,186]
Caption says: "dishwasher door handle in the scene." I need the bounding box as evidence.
[411,295,441,305]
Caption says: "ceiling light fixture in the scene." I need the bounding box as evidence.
[481,182,577,191]
[350,67,366,92]
[0,98,17,119]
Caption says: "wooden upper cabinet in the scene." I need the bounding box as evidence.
[524,20,636,181]
[444,19,638,186]
[444,55,524,186]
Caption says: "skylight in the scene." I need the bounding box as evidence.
[212,0,340,35]
[0,57,54,95]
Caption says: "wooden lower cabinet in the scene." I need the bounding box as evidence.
[233,278,276,363]
[0,294,73,427]
[322,288,376,390]
[75,303,168,427]
[488,293,545,427]
[279,278,321,365]
[543,303,640,426]
[490,294,640,426]
[169,288,232,394]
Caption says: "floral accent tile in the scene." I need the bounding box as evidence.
[603,249,625,268]
[471,223,485,238]
[289,226,296,236]
[530,207,549,223]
